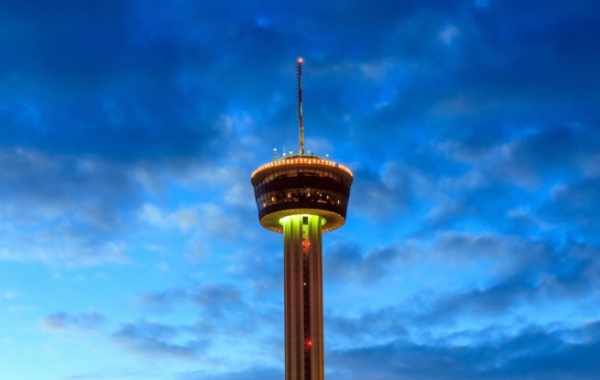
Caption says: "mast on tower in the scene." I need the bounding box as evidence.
[297,58,304,155]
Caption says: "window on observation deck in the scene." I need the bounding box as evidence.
[255,165,352,187]
[255,187,348,211]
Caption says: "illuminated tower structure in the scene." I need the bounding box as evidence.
[251,59,353,380]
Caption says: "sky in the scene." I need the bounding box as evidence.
[1,0,599,379]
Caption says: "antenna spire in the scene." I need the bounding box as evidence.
[297,58,304,155]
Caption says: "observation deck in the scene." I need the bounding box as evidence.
[251,154,353,233]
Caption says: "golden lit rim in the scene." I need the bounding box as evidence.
[251,158,353,179]
[259,208,346,233]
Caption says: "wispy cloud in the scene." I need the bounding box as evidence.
[327,321,600,380]
[113,320,207,360]
[42,311,105,331]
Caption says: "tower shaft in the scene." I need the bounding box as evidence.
[282,215,325,380]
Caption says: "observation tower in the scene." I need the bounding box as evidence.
[251,59,353,380]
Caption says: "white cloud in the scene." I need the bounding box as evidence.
[138,204,165,227]
[439,25,460,45]
[2,289,21,300]
[170,207,200,232]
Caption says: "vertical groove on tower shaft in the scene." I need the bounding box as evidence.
[309,216,324,379]
[302,219,311,378]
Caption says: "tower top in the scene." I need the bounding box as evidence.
[251,58,353,234]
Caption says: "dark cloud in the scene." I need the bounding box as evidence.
[492,125,598,187]
[3,0,598,164]
[0,1,133,83]
[193,284,244,318]
[324,241,411,283]
[180,366,283,380]
[129,282,283,370]
[136,287,189,312]
[419,279,535,326]
[0,147,252,267]
[0,148,136,207]
[137,283,247,319]
[466,0,600,98]
[405,124,600,237]
[227,248,284,294]
[1,1,225,162]
[0,148,140,265]
[542,179,600,238]
[348,162,426,222]
[431,232,553,276]
[328,321,600,380]
[413,236,599,326]
[326,307,408,346]
[113,320,207,359]
[321,230,599,334]
[58,367,151,380]
[42,311,104,331]
[136,282,283,340]
[331,0,600,166]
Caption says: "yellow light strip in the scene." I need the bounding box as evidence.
[251,157,353,178]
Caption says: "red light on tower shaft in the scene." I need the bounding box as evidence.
[305,339,312,348]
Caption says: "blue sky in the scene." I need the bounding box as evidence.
[1,0,600,379]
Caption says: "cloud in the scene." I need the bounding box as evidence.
[3,0,598,166]
[137,201,250,240]
[322,229,599,336]
[0,148,137,211]
[348,162,428,221]
[1,1,232,163]
[226,249,284,297]
[0,148,141,266]
[327,321,600,380]
[137,283,252,322]
[542,179,600,237]
[2,289,21,300]
[409,235,599,327]
[60,371,147,380]
[130,281,283,372]
[136,287,189,312]
[324,241,413,283]
[193,285,244,319]
[179,367,283,380]
[430,231,553,276]
[404,124,600,237]
[113,320,207,360]
[326,307,408,347]
[42,311,105,331]
[490,126,598,188]
[0,145,252,266]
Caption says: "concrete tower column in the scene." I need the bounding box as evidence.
[282,215,325,380]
